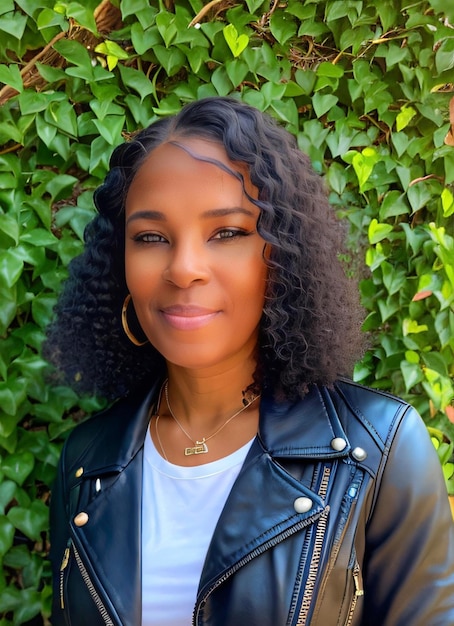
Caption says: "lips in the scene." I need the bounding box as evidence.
[159,305,220,331]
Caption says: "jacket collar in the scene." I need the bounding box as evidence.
[73,382,351,479]
[258,385,351,459]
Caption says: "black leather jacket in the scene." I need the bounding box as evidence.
[50,379,454,625]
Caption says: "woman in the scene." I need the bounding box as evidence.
[46,97,454,626]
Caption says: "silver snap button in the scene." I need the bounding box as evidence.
[294,497,313,513]
[352,447,367,461]
[331,437,347,452]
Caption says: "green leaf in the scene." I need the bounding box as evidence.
[403,318,429,336]
[269,10,297,44]
[66,1,98,33]
[381,261,407,295]
[211,66,233,97]
[36,113,57,146]
[0,214,19,245]
[316,62,344,78]
[225,58,249,88]
[0,516,14,557]
[0,63,23,92]
[0,481,16,516]
[395,105,417,131]
[130,22,161,55]
[312,92,338,118]
[0,286,16,335]
[407,182,432,214]
[223,24,249,58]
[435,37,454,73]
[352,147,380,191]
[54,38,93,68]
[20,229,59,247]
[19,90,65,115]
[0,11,27,39]
[31,294,57,329]
[1,452,35,486]
[0,249,24,287]
[153,44,185,76]
[95,40,129,60]
[401,360,425,392]
[441,188,454,217]
[245,0,266,11]
[92,115,126,146]
[7,500,48,542]
[379,190,409,219]
[118,64,155,100]
[121,0,152,19]
[368,218,393,244]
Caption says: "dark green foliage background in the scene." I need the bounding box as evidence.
[0,0,453,622]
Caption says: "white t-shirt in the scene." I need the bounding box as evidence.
[141,427,254,626]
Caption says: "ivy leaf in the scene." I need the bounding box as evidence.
[368,218,393,244]
[396,105,417,131]
[269,11,297,44]
[0,515,15,557]
[223,24,249,58]
[435,37,454,74]
[352,147,380,191]
[441,188,454,217]
[7,501,49,542]
[1,452,35,486]
[0,63,23,92]
[0,10,27,39]
[312,92,338,118]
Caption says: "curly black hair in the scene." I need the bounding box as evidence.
[43,96,365,400]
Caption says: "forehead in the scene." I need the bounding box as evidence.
[127,137,255,198]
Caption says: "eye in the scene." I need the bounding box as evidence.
[212,228,250,240]
[133,232,168,244]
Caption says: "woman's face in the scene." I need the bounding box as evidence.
[124,138,268,373]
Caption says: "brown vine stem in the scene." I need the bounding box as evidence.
[188,0,224,27]
[0,143,22,155]
[409,174,444,186]
[0,30,67,105]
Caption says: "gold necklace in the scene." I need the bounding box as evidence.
[163,381,260,456]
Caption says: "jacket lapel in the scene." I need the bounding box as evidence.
[198,386,351,594]
[65,382,161,626]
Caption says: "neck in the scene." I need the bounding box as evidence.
[163,360,257,432]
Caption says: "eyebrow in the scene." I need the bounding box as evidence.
[125,207,255,225]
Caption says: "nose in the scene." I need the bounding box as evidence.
[163,239,210,288]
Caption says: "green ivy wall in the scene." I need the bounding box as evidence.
[0,0,453,622]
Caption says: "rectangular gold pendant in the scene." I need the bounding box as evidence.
[185,440,208,455]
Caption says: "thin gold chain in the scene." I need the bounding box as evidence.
[155,414,168,461]
[164,380,260,446]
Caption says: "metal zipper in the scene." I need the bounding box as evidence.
[296,465,332,626]
[72,542,115,625]
[344,561,364,626]
[59,544,71,609]
[193,506,328,626]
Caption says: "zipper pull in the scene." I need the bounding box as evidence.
[60,546,70,571]
[353,566,364,597]
[60,541,71,610]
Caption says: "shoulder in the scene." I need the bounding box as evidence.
[331,378,418,448]
[59,383,159,475]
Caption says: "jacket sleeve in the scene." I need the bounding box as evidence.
[363,406,454,626]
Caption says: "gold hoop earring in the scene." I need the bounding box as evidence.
[121,294,148,346]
